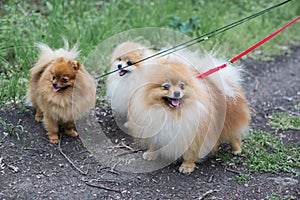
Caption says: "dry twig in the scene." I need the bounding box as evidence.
[225,167,241,174]
[107,141,143,157]
[58,133,88,175]
[244,71,260,91]
[208,175,214,183]
[199,189,218,200]
[117,149,142,157]
[82,178,121,193]
[107,141,135,151]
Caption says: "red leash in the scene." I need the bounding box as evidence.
[196,16,300,79]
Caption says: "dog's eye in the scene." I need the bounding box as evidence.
[62,77,68,83]
[127,61,133,66]
[162,83,170,90]
[118,58,122,61]
[179,82,185,89]
[52,75,56,80]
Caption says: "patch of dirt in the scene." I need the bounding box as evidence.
[0,47,299,199]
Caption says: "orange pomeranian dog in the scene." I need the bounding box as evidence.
[126,56,250,173]
[107,42,156,122]
[27,40,96,144]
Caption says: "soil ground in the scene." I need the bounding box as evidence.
[0,46,299,199]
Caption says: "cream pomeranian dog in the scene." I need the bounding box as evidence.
[106,42,156,123]
[27,40,96,144]
[126,52,250,173]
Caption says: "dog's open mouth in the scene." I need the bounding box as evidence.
[118,70,129,76]
[53,85,70,92]
[162,97,181,108]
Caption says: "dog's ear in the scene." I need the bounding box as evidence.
[70,60,81,71]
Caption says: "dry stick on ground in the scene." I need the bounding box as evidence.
[208,175,214,183]
[84,181,122,193]
[58,133,88,175]
[199,189,219,200]
[117,149,142,157]
[81,178,122,194]
[107,141,143,157]
[107,141,135,151]
[106,159,121,175]
[82,178,119,185]
[98,153,121,175]
[81,177,120,184]
[225,167,241,175]
[0,134,8,146]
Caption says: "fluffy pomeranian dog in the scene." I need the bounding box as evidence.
[106,42,156,123]
[27,40,96,144]
[126,54,250,173]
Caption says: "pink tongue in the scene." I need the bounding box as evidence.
[119,70,126,76]
[53,88,59,92]
[171,99,180,107]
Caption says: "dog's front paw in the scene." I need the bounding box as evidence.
[65,129,78,137]
[179,161,196,174]
[143,151,158,161]
[230,140,242,155]
[232,149,242,155]
[48,133,59,144]
[34,113,42,122]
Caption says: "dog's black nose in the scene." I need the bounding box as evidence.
[117,64,122,69]
[174,91,180,98]
[52,82,58,88]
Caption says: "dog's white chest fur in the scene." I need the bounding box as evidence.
[128,101,209,160]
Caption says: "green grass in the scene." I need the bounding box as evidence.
[219,101,300,176]
[0,117,25,142]
[268,100,300,131]
[268,112,300,131]
[244,130,299,175]
[0,0,299,107]
[218,129,300,176]
[265,192,297,200]
[234,174,251,183]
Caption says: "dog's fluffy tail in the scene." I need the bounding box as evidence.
[165,49,243,98]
